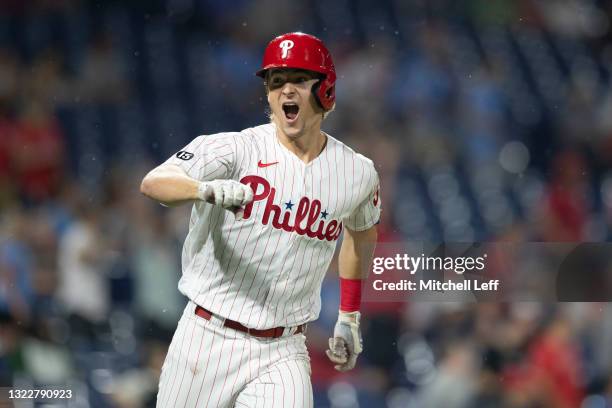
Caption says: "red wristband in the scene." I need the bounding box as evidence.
[340,277,362,312]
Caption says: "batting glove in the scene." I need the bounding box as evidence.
[197,180,254,219]
[326,311,363,372]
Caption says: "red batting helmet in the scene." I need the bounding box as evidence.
[256,32,336,111]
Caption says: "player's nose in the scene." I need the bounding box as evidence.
[280,81,297,96]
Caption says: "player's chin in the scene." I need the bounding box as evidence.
[281,117,302,134]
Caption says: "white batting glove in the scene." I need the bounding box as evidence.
[325,311,363,372]
[197,180,254,219]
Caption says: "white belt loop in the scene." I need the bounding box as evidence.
[209,313,226,328]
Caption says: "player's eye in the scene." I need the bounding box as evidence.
[292,75,313,84]
[269,75,286,88]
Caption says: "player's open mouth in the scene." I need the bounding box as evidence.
[282,102,299,122]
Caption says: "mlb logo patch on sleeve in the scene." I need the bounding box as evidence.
[176,151,194,160]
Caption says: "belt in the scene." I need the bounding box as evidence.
[194,305,305,338]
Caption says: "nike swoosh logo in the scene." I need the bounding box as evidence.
[258,160,279,168]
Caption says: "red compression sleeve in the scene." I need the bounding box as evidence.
[340,277,362,312]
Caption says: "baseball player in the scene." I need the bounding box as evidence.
[140,32,381,407]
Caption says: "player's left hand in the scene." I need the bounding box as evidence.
[326,311,363,372]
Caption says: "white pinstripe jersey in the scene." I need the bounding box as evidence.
[164,123,381,329]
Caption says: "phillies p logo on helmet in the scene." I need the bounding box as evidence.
[279,40,294,58]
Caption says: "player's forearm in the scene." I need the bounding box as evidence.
[338,244,365,279]
[140,165,200,206]
[338,227,377,279]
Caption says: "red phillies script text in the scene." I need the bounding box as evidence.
[240,175,342,242]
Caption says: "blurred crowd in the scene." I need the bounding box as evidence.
[2,0,612,407]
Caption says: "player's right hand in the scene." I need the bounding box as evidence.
[197,180,254,219]
[326,311,363,372]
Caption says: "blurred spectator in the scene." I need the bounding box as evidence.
[109,340,166,408]
[56,200,111,335]
[532,0,609,38]
[458,63,508,163]
[20,333,73,386]
[10,101,66,203]
[21,48,71,108]
[418,341,478,408]
[538,150,591,241]
[390,22,455,121]
[515,312,585,408]
[337,37,393,122]
[128,199,183,337]
[467,0,519,26]
[77,31,129,104]
[558,77,599,147]
[606,374,612,406]
[26,209,60,316]
[0,208,34,324]
[0,104,16,208]
[0,48,20,106]
[0,316,26,386]
[529,315,584,408]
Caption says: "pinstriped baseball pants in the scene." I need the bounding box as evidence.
[156,301,313,408]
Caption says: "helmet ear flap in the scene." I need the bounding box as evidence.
[312,77,335,111]
[311,79,324,110]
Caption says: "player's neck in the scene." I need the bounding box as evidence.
[275,125,326,164]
